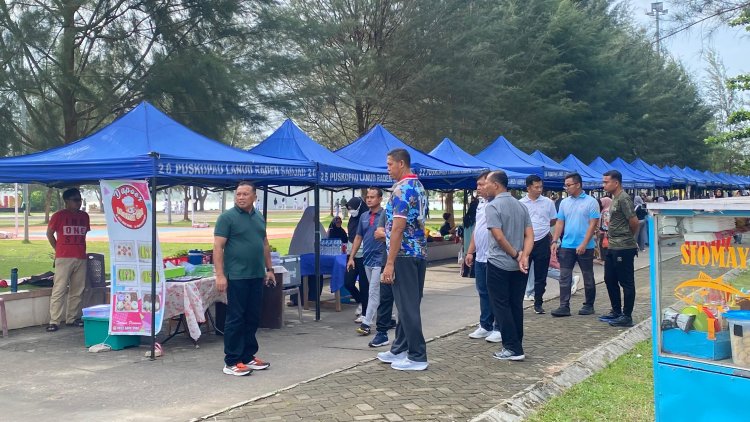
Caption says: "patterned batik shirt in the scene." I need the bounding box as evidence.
[385,174,427,259]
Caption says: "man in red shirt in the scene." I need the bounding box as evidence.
[46,188,90,332]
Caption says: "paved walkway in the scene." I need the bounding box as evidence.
[0,247,670,422]
[204,252,669,422]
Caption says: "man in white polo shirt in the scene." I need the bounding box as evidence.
[519,175,557,315]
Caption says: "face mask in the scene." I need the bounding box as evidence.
[349,208,360,218]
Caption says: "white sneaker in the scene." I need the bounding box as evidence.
[391,358,429,371]
[485,331,503,343]
[571,275,580,295]
[524,294,534,301]
[354,315,364,324]
[468,326,491,339]
[355,304,362,316]
[377,350,407,363]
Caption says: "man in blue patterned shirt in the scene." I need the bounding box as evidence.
[376,148,429,371]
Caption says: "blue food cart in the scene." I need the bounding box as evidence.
[648,198,750,420]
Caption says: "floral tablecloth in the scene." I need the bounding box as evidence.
[164,277,226,341]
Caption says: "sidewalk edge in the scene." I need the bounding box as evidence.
[469,318,652,422]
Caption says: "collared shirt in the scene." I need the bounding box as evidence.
[608,191,638,250]
[214,205,267,280]
[485,192,532,271]
[519,194,556,241]
[473,199,489,263]
[357,208,386,267]
[556,192,600,249]
[386,174,427,259]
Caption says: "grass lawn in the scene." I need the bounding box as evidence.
[528,340,654,422]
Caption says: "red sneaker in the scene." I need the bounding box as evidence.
[246,357,270,370]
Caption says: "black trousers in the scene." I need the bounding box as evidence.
[390,257,427,362]
[344,257,369,314]
[487,262,526,355]
[376,281,395,333]
[529,235,551,307]
[224,278,263,366]
[603,248,638,317]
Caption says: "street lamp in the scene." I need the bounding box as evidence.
[646,2,668,58]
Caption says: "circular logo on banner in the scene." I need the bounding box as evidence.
[111,184,147,229]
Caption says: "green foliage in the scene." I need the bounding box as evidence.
[259,0,713,166]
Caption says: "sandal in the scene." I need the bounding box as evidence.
[66,319,84,327]
[46,324,59,332]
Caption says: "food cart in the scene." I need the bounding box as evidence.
[648,197,750,420]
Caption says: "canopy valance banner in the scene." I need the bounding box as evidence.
[101,180,166,336]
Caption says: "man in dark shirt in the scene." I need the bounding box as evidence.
[600,170,639,327]
[214,182,276,376]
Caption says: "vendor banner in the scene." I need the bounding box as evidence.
[101,180,165,336]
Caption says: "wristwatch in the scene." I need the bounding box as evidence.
[266,267,274,273]
[512,250,520,259]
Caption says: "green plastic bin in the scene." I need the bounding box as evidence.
[82,316,141,350]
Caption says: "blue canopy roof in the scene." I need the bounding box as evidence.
[659,166,692,186]
[611,158,666,188]
[704,170,729,187]
[0,102,317,187]
[559,154,608,188]
[250,119,391,187]
[335,125,483,189]
[678,166,707,187]
[476,136,567,180]
[429,138,526,188]
[528,150,597,189]
[631,158,684,186]
[589,157,655,189]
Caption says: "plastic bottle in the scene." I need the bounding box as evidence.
[10,268,18,293]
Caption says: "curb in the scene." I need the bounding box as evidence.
[469,318,652,422]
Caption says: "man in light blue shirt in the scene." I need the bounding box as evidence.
[550,173,600,317]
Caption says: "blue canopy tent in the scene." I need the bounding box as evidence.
[670,166,705,188]
[659,166,692,186]
[335,125,484,189]
[249,119,391,188]
[429,138,526,188]
[704,171,731,188]
[0,101,320,357]
[610,158,666,188]
[684,167,718,188]
[528,150,598,189]
[0,102,316,188]
[476,136,568,181]
[559,154,608,188]
[721,173,749,188]
[632,158,684,187]
[589,157,655,189]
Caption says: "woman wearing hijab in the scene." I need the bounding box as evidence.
[328,216,349,244]
[634,195,648,251]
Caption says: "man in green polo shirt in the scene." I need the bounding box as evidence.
[214,181,276,376]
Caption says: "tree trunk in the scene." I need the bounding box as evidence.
[196,187,208,211]
[330,190,334,216]
[445,191,455,228]
[183,186,191,221]
[95,186,104,213]
[43,187,53,224]
[60,3,80,145]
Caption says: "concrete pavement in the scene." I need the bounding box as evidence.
[0,248,665,421]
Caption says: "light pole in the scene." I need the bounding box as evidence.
[646,2,668,58]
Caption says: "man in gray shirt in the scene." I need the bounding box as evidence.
[484,170,534,361]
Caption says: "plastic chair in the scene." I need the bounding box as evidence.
[283,285,303,322]
[83,253,108,307]
[0,297,8,338]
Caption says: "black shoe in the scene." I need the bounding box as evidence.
[534,305,545,314]
[551,306,571,317]
[578,306,595,316]
[598,310,622,322]
[46,324,59,332]
[608,315,634,327]
[66,319,84,327]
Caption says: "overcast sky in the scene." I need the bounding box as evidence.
[627,0,748,82]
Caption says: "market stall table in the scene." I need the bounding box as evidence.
[164,276,226,343]
[299,253,347,311]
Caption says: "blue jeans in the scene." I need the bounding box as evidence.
[636,220,648,250]
[475,261,498,331]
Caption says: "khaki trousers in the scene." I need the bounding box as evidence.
[49,258,87,325]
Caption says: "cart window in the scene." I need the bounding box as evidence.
[656,213,750,368]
